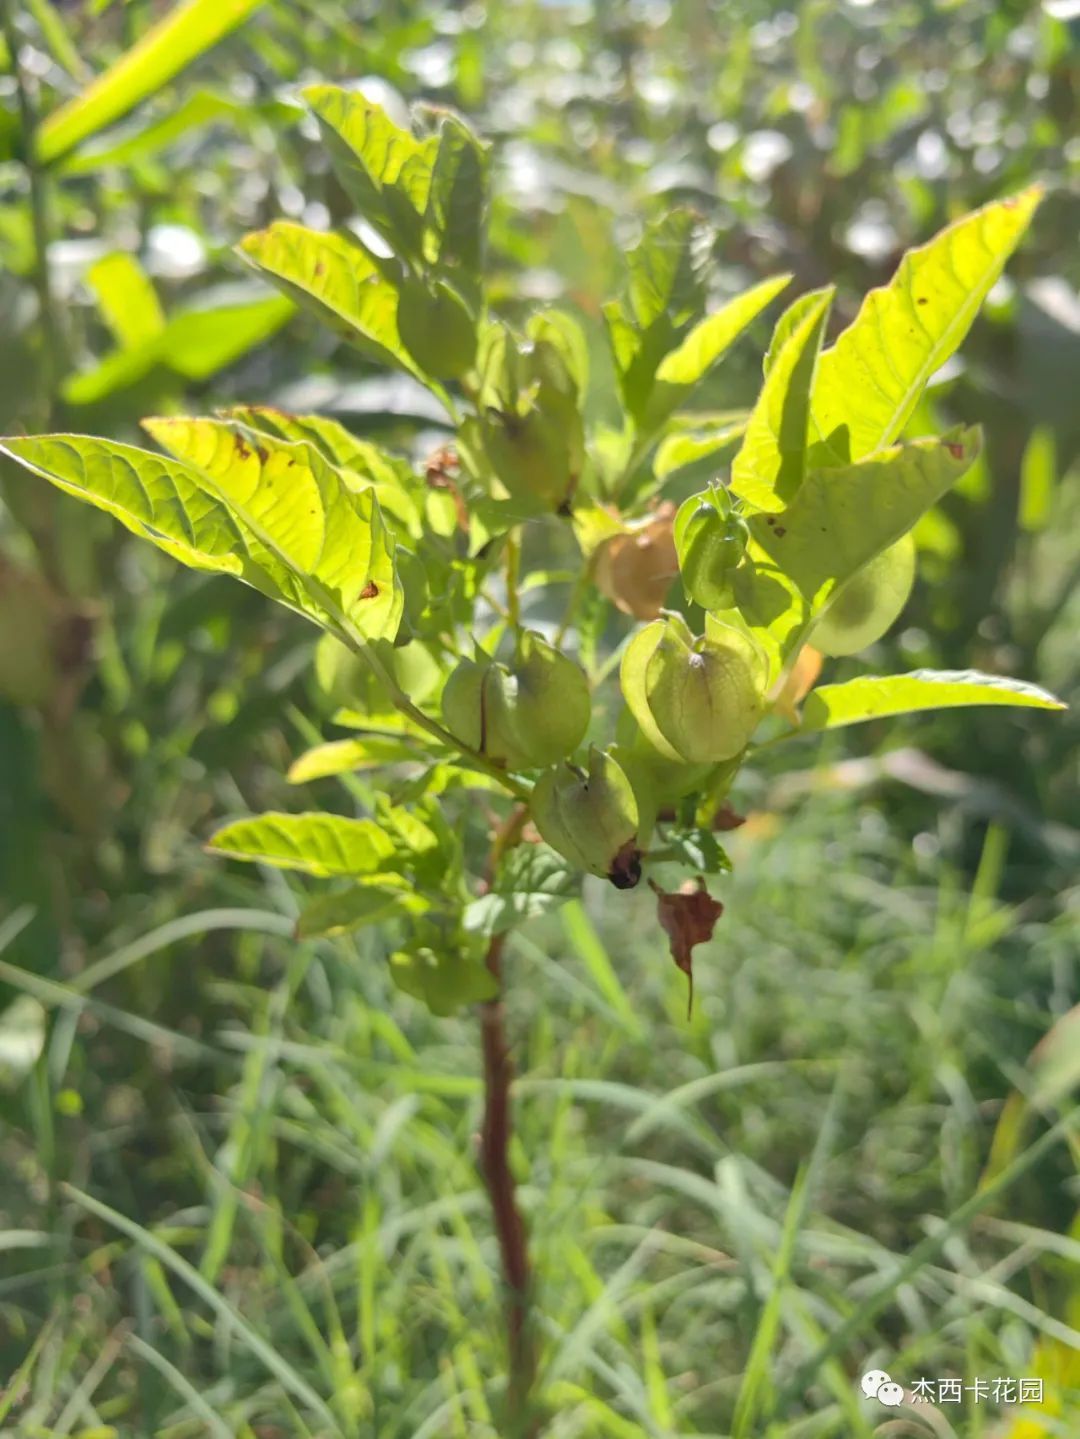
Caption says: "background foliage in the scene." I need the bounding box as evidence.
[0,1,1078,1435]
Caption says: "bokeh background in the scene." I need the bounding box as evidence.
[0,1,1078,1435]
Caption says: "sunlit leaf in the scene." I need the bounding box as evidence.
[302,84,437,262]
[143,416,403,641]
[810,187,1042,460]
[208,811,396,877]
[87,252,164,348]
[237,221,426,382]
[0,434,250,577]
[287,736,422,784]
[730,287,833,509]
[37,0,268,164]
[655,274,791,388]
[800,670,1065,731]
[749,427,980,610]
[463,845,579,937]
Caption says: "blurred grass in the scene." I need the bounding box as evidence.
[1,784,1077,1436]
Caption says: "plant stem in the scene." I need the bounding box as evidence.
[2,0,62,420]
[479,930,537,1428]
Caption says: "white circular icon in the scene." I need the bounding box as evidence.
[878,1381,904,1407]
[860,1369,891,1399]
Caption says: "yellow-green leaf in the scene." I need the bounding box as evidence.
[208,811,396,877]
[800,670,1066,731]
[0,434,249,577]
[237,222,425,382]
[288,736,420,784]
[297,881,428,939]
[37,0,267,165]
[87,253,164,349]
[143,416,403,641]
[810,187,1042,460]
[655,274,791,387]
[730,287,834,509]
[749,427,980,609]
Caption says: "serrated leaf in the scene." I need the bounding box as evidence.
[208,811,396,877]
[288,736,421,784]
[800,670,1065,731]
[749,427,980,611]
[302,85,438,262]
[237,222,426,383]
[810,187,1042,461]
[463,844,579,937]
[36,0,267,164]
[143,416,403,641]
[296,880,427,939]
[730,287,834,510]
[0,434,252,578]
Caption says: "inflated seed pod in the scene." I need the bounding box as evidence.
[530,747,642,889]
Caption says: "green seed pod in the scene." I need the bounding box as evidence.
[506,630,590,766]
[812,533,916,657]
[621,615,764,765]
[674,490,749,612]
[530,747,642,889]
[397,277,477,380]
[482,383,584,512]
[440,654,526,765]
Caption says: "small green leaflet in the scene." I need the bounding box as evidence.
[464,845,580,937]
[297,881,428,940]
[800,670,1065,731]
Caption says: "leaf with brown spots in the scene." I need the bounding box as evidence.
[649,878,724,1018]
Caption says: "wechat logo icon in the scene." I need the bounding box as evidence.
[861,1370,904,1407]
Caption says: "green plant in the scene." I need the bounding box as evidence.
[1,90,1066,1429]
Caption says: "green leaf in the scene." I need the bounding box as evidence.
[655,274,791,388]
[87,252,164,348]
[208,811,396,877]
[237,222,426,382]
[59,89,246,176]
[390,947,497,1015]
[301,85,437,262]
[654,414,748,479]
[0,434,250,577]
[730,287,834,509]
[810,187,1042,460]
[463,845,580,937]
[287,736,422,783]
[143,416,403,642]
[661,829,732,875]
[221,406,424,536]
[426,113,490,286]
[800,670,1066,731]
[37,0,268,165]
[63,295,293,405]
[1019,426,1057,533]
[749,427,981,610]
[296,880,428,939]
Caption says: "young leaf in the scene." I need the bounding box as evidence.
[37,0,267,165]
[301,85,437,262]
[208,811,396,877]
[810,187,1042,460]
[143,416,403,642]
[463,845,580,938]
[296,881,428,940]
[644,274,792,433]
[799,670,1065,731]
[749,427,980,609]
[237,223,426,383]
[87,252,165,349]
[730,286,834,509]
[287,736,422,784]
[426,113,490,287]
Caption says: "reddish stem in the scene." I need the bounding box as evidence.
[479,931,537,1427]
